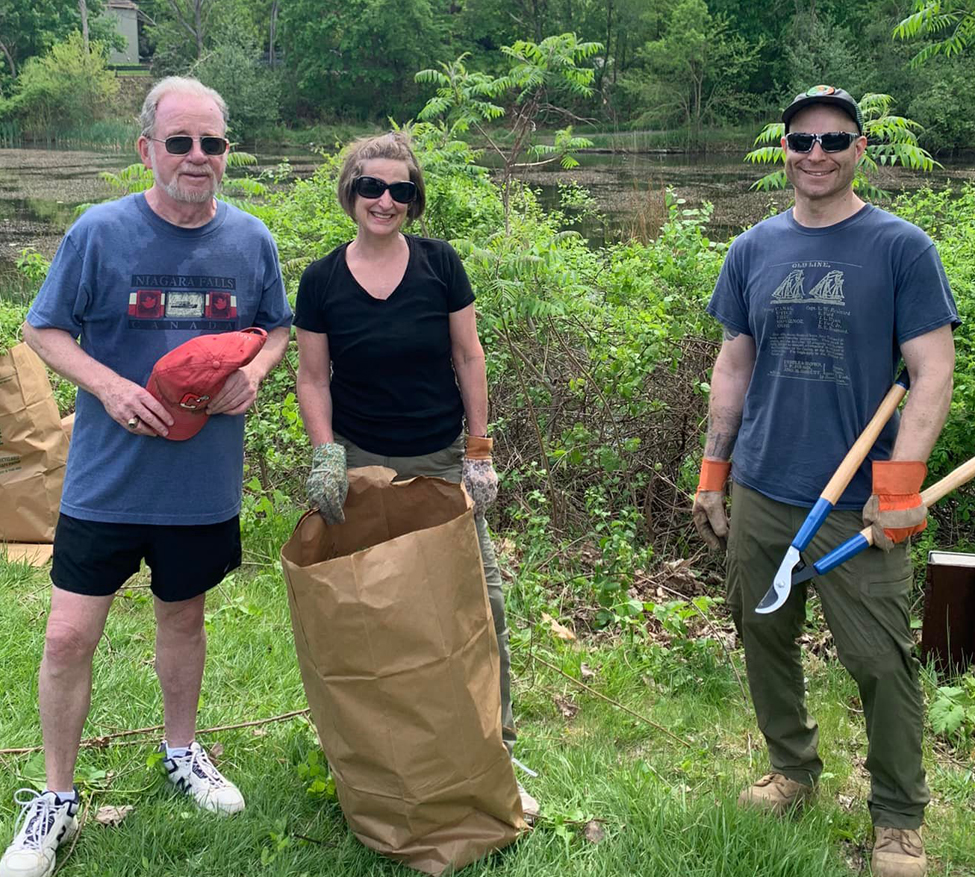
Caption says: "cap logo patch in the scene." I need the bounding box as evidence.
[179,392,210,410]
[806,85,836,96]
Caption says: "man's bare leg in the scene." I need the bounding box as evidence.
[154,593,206,747]
[39,588,115,791]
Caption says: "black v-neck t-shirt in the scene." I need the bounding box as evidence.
[294,235,475,456]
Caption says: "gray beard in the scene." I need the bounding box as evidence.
[158,175,218,203]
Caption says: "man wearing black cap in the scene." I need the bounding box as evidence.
[692,86,957,877]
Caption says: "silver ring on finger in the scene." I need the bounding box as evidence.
[127,416,140,430]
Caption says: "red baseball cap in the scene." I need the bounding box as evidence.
[146,327,268,441]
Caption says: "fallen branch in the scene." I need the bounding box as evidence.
[0,709,311,756]
[528,654,694,749]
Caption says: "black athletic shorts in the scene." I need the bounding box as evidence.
[51,513,242,603]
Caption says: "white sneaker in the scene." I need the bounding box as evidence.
[0,789,79,877]
[517,782,540,824]
[160,742,245,814]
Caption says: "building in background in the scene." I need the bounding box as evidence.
[106,0,140,66]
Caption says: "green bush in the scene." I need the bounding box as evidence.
[907,61,975,153]
[0,32,119,136]
[892,185,975,544]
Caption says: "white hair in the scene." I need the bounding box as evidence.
[139,76,229,138]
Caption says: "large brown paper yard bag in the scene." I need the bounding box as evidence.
[281,467,525,875]
[0,343,69,546]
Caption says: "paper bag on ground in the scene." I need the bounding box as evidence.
[0,342,69,546]
[281,466,525,875]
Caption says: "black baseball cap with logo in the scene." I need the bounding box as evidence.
[782,85,863,134]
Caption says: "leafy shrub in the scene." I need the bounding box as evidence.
[928,674,975,748]
[891,185,975,542]
[0,303,28,354]
[0,32,119,136]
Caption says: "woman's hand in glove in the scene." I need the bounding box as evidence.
[306,442,348,524]
[462,435,499,516]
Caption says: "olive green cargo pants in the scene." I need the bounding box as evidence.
[335,432,516,754]
[727,482,929,829]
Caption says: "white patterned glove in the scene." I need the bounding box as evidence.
[462,435,499,516]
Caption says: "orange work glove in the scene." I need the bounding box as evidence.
[692,458,732,551]
[862,460,927,551]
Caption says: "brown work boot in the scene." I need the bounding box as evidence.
[871,827,926,877]
[737,772,813,815]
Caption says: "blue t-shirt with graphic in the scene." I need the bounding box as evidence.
[27,193,293,525]
[707,204,958,509]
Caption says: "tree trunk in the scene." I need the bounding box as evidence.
[0,40,16,79]
[79,0,90,53]
[598,0,614,93]
[194,0,204,58]
[269,0,279,69]
[167,0,206,59]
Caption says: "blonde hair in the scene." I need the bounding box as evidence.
[140,76,229,139]
[337,132,426,222]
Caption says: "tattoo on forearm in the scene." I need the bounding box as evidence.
[723,327,740,341]
[705,401,743,459]
[705,429,737,460]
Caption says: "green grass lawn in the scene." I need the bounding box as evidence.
[1,544,973,876]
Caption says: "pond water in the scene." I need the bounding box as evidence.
[2,144,974,281]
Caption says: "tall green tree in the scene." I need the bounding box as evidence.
[279,0,447,120]
[191,23,281,138]
[416,33,601,225]
[620,0,762,142]
[139,0,264,74]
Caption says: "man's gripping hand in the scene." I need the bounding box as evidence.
[862,460,927,551]
[306,442,348,525]
[206,364,261,416]
[99,373,173,437]
[692,458,732,551]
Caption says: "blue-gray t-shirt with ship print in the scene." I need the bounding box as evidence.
[27,193,293,526]
[707,204,958,510]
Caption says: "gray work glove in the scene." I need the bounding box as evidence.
[306,442,348,524]
[692,490,729,552]
[692,458,731,551]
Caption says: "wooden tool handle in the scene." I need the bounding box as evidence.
[821,379,908,504]
[921,456,975,506]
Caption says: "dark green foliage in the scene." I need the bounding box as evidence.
[191,26,282,139]
[277,0,447,121]
[2,1,975,150]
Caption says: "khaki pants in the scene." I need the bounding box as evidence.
[727,482,929,828]
[335,432,516,753]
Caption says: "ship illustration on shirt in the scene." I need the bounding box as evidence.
[770,267,845,305]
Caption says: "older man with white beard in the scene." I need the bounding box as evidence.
[1,77,291,877]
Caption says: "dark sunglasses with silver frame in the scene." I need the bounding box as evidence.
[352,175,418,204]
[785,131,860,153]
[151,136,229,156]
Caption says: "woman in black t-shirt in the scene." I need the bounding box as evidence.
[293,132,536,816]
